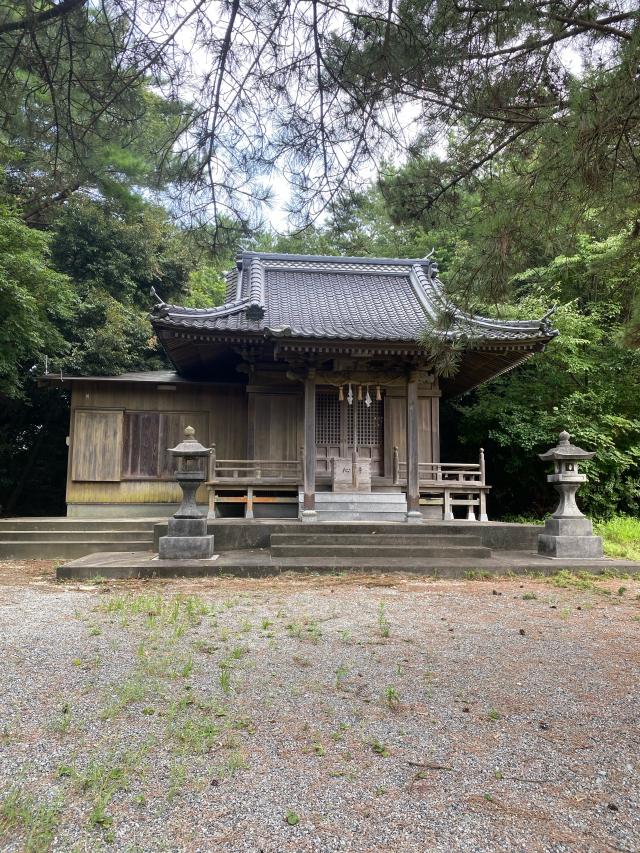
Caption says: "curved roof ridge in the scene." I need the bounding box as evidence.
[239,250,436,266]
[156,297,250,319]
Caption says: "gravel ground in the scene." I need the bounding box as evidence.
[0,561,639,853]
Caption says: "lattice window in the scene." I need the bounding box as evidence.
[354,398,383,447]
[316,390,341,445]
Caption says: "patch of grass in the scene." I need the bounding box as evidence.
[311,738,326,756]
[167,760,186,800]
[384,686,400,709]
[285,810,300,826]
[487,708,501,721]
[370,738,390,757]
[330,722,350,742]
[335,664,349,688]
[100,675,149,720]
[544,569,630,592]
[168,716,221,753]
[377,602,390,638]
[54,702,72,734]
[179,657,194,679]
[522,592,537,600]
[228,645,249,660]
[73,746,147,832]
[100,593,213,632]
[286,619,322,643]
[596,516,640,561]
[223,750,248,775]
[0,788,62,853]
[219,662,232,695]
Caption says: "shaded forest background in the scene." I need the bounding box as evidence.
[0,0,639,519]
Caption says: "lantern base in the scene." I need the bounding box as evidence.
[538,515,602,558]
[158,534,215,560]
[544,516,593,536]
[167,516,207,537]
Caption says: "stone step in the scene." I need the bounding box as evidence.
[310,511,409,523]
[0,530,153,543]
[312,492,407,504]
[271,543,491,559]
[271,533,483,547]
[0,518,158,531]
[0,541,154,559]
[313,503,409,515]
[287,522,487,535]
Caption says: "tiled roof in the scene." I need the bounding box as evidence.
[151,253,558,345]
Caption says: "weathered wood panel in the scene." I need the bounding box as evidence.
[71,410,123,482]
[67,381,245,506]
[252,393,302,460]
[384,394,439,467]
[122,411,210,479]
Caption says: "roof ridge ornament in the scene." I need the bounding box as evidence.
[150,285,169,318]
[539,304,557,334]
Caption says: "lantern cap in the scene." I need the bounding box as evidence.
[168,425,210,456]
[538,429,595,462]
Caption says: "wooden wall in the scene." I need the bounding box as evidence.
[66,373,441,509]
[383,384,440,477]
[67,380,247,507]
[248,389,303,461]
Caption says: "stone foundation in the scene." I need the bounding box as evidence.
[537,516,603,559]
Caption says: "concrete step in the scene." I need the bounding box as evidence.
[271,533,483,547]
[0,541,154,559]
[271,543,491,559]
[0,530,153,543]
[0,518,158,531]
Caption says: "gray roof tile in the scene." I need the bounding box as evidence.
[152,252,557,345]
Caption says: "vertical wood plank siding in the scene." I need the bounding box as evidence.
[70,410,124,482]
[67,383,246,505]
[66,376,441,508]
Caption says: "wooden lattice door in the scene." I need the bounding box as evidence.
[315,389,384,476]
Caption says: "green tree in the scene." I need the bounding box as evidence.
[49,198,195,376]
[0,201,72,396]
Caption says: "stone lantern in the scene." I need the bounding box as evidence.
[537,430,602,558]
[158,426,215,560]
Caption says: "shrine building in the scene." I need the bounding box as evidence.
[54,252,557,522]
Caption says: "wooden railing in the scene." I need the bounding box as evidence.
[208,445,302,482]
[206,445,489,520]
[394,447,488,520]
[394,447,486,486]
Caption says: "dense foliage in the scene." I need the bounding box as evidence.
[0,0,638,518]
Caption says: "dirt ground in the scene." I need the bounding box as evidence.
[0,560,639,852]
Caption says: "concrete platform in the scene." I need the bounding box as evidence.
[151,519,545,552]
[56,549,640,580]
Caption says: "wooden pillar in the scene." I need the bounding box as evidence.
[302,369,317,520]
[207,444,216,519]
[406,373,421,521]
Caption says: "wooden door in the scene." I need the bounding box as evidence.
[315,389,384,476]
